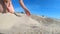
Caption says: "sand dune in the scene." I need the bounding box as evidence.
[0,13,60,34]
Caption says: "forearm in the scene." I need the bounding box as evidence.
[19,0,31,16]
[19,0,28,10]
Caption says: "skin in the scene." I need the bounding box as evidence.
[4,0,14,13]
[2,0,31,16]
[19,0,31,16]
[0,0,6,13]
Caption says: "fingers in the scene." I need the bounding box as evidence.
[3,0,14,13]
[24,9,31,16]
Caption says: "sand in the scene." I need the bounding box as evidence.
[0,13,60,34]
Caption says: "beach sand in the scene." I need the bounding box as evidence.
[0,13,60,34]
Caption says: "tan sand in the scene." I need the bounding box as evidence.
[0,13,60,34]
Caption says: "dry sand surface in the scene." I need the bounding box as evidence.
[0,13,60,34]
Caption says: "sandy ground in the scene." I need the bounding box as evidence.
[0,13,60,34]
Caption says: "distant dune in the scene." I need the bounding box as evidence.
[0,13,60,34]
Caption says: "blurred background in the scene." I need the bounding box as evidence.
[12,0,60,19]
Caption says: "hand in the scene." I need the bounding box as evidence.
[5,1,14,13]
[24,9,31,16]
